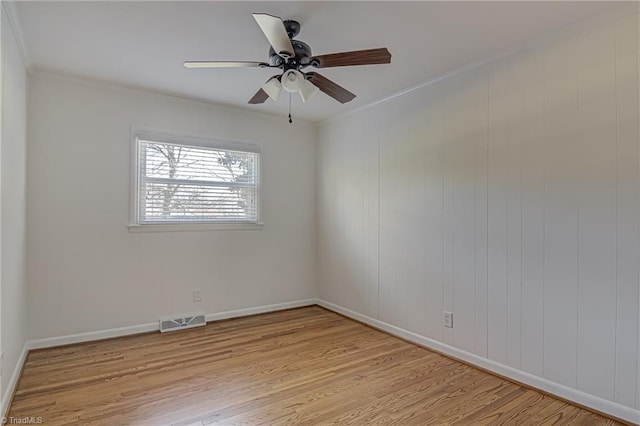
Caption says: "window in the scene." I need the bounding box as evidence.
[132,133,260,229]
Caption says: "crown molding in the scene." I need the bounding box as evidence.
[321,3,640,127]
[2,1,32,71]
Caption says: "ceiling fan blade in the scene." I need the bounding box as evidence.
[252,13,295,58]
[310,48,391,68]
[248,88,269,104]
[248,75,281,104]
[306,72,356,104]
[184,61,268,68]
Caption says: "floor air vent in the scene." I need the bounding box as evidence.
[160,314,206,333]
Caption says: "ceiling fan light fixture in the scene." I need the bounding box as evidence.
[281,69,305,93]
[281,69,319,103]
[299,79,319,103]
[261,77,282,101]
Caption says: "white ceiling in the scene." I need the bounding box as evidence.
[15,1,634,122]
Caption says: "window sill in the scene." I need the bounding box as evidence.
[128,222,264,233]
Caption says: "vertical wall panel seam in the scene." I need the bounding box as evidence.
[474,78,479,355]
[636,11,640,408]
[451,97,455,345]
[452,152,456,346]
[636,9,640,410]
[613,19,619,402]
[485,70,490,358]
[542,42,547,379]
[575,33,581,390]
[506,63,511,365]
[0,6,4,398]
[440,97,447,341]
[377,123,380,320]
[519,58,525,370]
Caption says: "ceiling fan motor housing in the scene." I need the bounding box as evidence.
[267,20,311,68]
[269,40,312,67]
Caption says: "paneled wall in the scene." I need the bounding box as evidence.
[317,13,640,415]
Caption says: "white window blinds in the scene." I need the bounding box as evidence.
[137,138,259,224]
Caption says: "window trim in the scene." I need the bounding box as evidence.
[129,128,263,232]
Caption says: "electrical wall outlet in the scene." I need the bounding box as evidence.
[443,311,454,328]
[192,288,202,302]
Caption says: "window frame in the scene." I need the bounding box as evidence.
[129,129,263,233]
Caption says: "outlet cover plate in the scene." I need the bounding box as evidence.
[443,311,454,328]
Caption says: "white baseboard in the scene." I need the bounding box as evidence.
[27,299,316,350]
[27,322,158,350]
[0,345,28,421]
[204,299,317,322]
[316,299,640,425]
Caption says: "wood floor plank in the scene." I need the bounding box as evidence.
[8,306,623,425]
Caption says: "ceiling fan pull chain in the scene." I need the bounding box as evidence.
[288,93,293,124]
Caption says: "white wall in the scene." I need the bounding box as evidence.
[27,72,316,339]
[318,12,640,419]
[1,3,28,395]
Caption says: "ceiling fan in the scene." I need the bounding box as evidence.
[184,13,391,106]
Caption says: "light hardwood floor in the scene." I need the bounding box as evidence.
[9,306,623,425]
